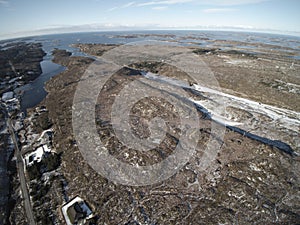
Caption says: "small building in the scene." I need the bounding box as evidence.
[24,144,51,167]
[2,91,14,102]
[62,196,93,225]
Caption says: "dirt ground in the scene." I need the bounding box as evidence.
[24,44,300,224]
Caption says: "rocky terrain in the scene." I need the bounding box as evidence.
[0,42,46,94]
[19,43,299,224]
[0,42,46,225]
[192,48,300,112]
[0,36,298,224]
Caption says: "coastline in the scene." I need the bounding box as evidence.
[1,31,299,224]
[31,43,299,223]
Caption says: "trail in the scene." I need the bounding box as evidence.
[143,71,299,155]
[7,118,36,225]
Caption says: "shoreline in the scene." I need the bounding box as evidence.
[1,32,299,224]
[0,41,47,225]
[35,43,300,223]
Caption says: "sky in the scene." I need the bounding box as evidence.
[0,0,300,39]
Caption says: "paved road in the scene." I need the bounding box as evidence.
[7,118,36,225]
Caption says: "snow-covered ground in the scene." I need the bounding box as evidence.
[143,71,300,151]
[193,84,300,132]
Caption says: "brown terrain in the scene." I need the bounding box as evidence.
[0,42,46,92]
[0,42,46,225]
[16,43,299,225]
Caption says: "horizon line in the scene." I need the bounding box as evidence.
[1,26,300,41]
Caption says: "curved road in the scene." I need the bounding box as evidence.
[7,118,36,225]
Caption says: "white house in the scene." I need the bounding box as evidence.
[24,145,51,167]
[62,196,93,225]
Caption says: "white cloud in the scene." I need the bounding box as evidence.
[138,0,194,7]
[137,0,270,6]
[108,0,190,10]
[205,0,270,5]
[107,6,118,12]
[152,6,168,10]
[0,0,9,6]
[107,1,136,11]
[122,1,136,8]
[202,8,237,13]
[108,0,269,11]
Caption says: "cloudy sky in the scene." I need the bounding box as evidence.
[0,0,299,39]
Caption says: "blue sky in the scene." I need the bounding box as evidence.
[0,0,299,39]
